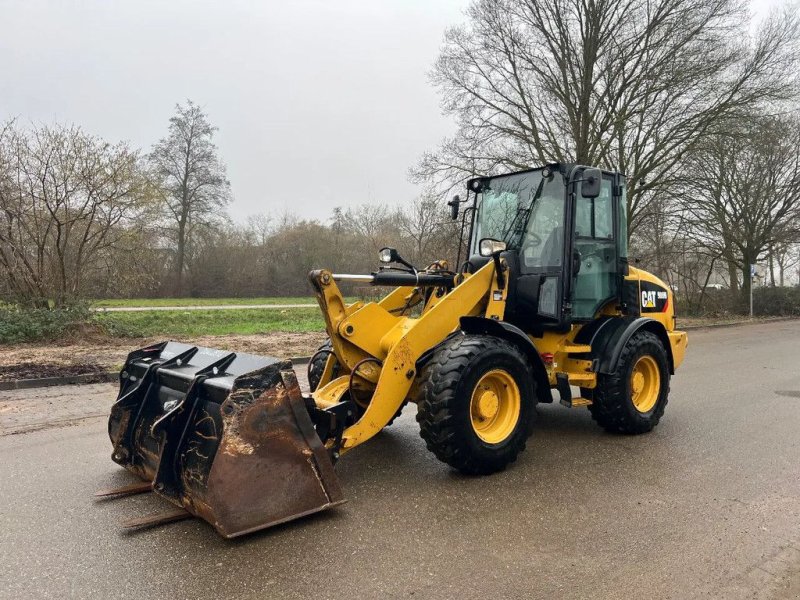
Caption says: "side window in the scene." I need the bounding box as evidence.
[572,178,617,320]
[575,185,613,240]
[520,175,566,272]
[618,181,628,258]
[595,193,613,239]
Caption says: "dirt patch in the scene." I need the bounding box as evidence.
[0,362,108,381]
[0,332,327,382]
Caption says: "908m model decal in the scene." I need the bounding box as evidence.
[640,280,669,312]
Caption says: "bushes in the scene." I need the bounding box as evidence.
[752,286,800,316]
[0,304,94,344]
[677,286,800,317]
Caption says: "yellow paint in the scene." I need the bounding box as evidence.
[629,267,674,332]
[630,355,660,413]
[312,273,372,375]
[568,397,592,407]
[313,375,352,409]
[669,331,688,370]
[469,369,521,444]
[310,261,498,452]
[563,357,595,387]
[627,266,688,370]
[530,329,597,388]
[339,303,403,360]
[377,285,418,313]
[484,259,508,320]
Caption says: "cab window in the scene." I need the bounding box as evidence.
[572,178,617,320]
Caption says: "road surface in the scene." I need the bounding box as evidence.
[1,320,799,599]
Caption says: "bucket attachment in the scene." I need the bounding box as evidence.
[108,342,345,538]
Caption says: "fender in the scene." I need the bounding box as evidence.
[458,316,552,404]
[574,316,674,375]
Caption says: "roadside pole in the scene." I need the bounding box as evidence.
[749,264,755,319]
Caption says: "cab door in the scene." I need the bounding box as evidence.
[514,172,568,324]
[570,174,619,320]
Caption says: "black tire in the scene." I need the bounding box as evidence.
[307,339,405,427]
[415,334,536,475]
[307,340,338,392]
[589,330,670,434]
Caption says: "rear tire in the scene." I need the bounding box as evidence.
[589,331,670,434]
[415,335,536,475]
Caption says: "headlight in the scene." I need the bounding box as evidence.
[379,247,397,263]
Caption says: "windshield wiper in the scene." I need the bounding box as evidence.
[501,178,546,248]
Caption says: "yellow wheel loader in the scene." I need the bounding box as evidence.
[102,164,687,537]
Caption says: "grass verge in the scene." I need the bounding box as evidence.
[95,307,325,337]
[93,296,319,308]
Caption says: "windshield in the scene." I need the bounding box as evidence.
[471,171,544,254]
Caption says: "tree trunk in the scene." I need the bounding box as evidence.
[175,218,186,297]
[740,265,750,313]
[768,246,775,286]
[727,259,739,295]
[740,250,755,314]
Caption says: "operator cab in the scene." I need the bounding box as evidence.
[461,164,629,333]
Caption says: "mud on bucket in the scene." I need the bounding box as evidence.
[108,342,345,538]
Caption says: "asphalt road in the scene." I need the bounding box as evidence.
[1,320,799,599]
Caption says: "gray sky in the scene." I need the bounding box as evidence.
[0,0,782,223]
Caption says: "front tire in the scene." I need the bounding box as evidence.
[307,340,338,392]
[589,330,670,434]
[415,335,536,475]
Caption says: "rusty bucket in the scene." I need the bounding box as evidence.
[107,342,344,538]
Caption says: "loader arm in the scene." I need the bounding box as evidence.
[309,260,506,452]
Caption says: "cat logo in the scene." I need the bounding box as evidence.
[641,290,657,308]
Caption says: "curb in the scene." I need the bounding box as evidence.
[681,316,799,331]
[0,356,312,392]
[0,371,118,391]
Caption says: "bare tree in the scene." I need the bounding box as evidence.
[683,115,800,303]
[339,203,398,253]
[773,240,800,286]
[414,0,800,235]
[396,196,457,266]
[150,100,230,296]
[0,123,151,306]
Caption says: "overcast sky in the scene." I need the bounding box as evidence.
[0,0,783,223]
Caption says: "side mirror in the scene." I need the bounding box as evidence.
[447,195,461,220]
[479,238,507,257]
[580,168,601,198]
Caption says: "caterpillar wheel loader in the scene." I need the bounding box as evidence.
[101,163,687,537]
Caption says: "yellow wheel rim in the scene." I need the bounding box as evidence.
[469,369,521,444]
[630,355,660,413]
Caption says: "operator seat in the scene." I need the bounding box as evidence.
[541,226,563,267]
